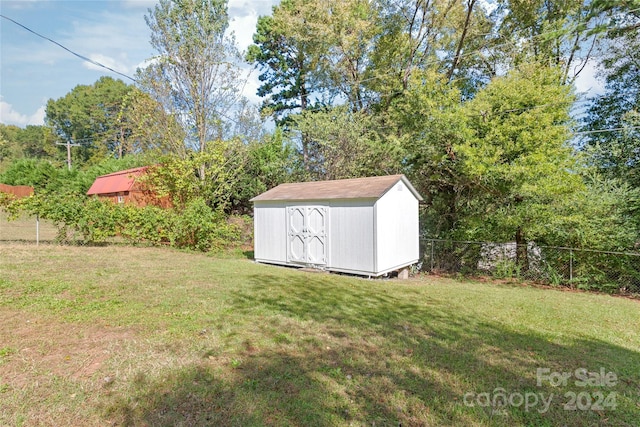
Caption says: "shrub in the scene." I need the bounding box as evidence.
[168,198,240,252]
[118,204,171,246]
[1,193,241,251]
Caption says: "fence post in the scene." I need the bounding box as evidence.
[430,240,434,272]
[569,249,573,282]
[36,214,40,246]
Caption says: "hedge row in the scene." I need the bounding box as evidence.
[1,193,241,252]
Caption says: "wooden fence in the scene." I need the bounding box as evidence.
[0,183,34,198]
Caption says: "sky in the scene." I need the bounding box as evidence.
[0,0,605,128]
[0,0,278,127]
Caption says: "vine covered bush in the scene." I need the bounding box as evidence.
[1,193,241,252]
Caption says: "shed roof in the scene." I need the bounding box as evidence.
[251,174,423,202]
[86,166,147,196]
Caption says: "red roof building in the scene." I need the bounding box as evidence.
[87,167,168,207]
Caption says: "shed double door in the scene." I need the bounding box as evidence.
[287,206,327,266]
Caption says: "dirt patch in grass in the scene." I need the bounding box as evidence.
[0,308,136,388]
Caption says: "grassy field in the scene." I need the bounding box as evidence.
[0,244,638,426]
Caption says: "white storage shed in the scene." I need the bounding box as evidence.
[250,174,423,277]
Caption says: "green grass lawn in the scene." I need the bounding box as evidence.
[0,244,638,426]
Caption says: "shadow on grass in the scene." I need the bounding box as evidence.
[104,273,640,426]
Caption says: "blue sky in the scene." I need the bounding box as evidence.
[0,0,278,127]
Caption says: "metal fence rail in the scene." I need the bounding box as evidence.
[421,239,640,293]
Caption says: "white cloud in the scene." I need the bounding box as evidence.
[573,59,605,97]
[239,67,262,104]
[478,0,498,15]
[134,56,160,73]
[31,105,46,125]
[82,53,131,75]
[2,0,47,10]
[3,7,151,77]
[0,100,45,127]
[228,0,278,53]
[70,12,151,68]
[120,0,158,9]
[229,12,259,53]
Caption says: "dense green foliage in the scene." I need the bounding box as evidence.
[582,5,640,188]
[0,157,144,194]
[1,193,240,252]
[456,65,580,245]
[230,129,300,213]
[144,139,246,211]
[0,124,61,173]
[45,77,135,164]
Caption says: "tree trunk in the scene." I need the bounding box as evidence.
[447,0,476,82]
[118,127,124,159]
[299,72,310,171]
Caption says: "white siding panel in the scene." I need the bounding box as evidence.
[254,203,287,264]
[375,181,420,273]
[328,201,375,274]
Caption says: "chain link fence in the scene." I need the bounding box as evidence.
[0,212,109,245]
[421,239,640,294]
[4,214,639,293]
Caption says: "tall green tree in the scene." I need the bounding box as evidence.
[16,125,58,159]
[118,88,187,159]
[247,0,381,112]
[458,64,582,265]
[142,0,243,153]
[387,64,593,254]
[495,0,603,84]
[247,0,330,125]
[248,0,385,172]
[370,0,494,105]
[320,0,381,111]
[0,124,24,169]
[45,76,134,166]
[385,70,471,236]
[291,105,390,180]
[582,3,640,186]
[247,0,338,171]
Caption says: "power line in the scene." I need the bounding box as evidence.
[55,139,82,171]
[0,13,137,83]
[574,125,640,136]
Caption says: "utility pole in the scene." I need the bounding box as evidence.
[55,138,82,171]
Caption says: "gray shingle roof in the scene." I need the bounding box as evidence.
[250,174,423,202]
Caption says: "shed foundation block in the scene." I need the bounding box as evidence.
[397,267,410,280]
